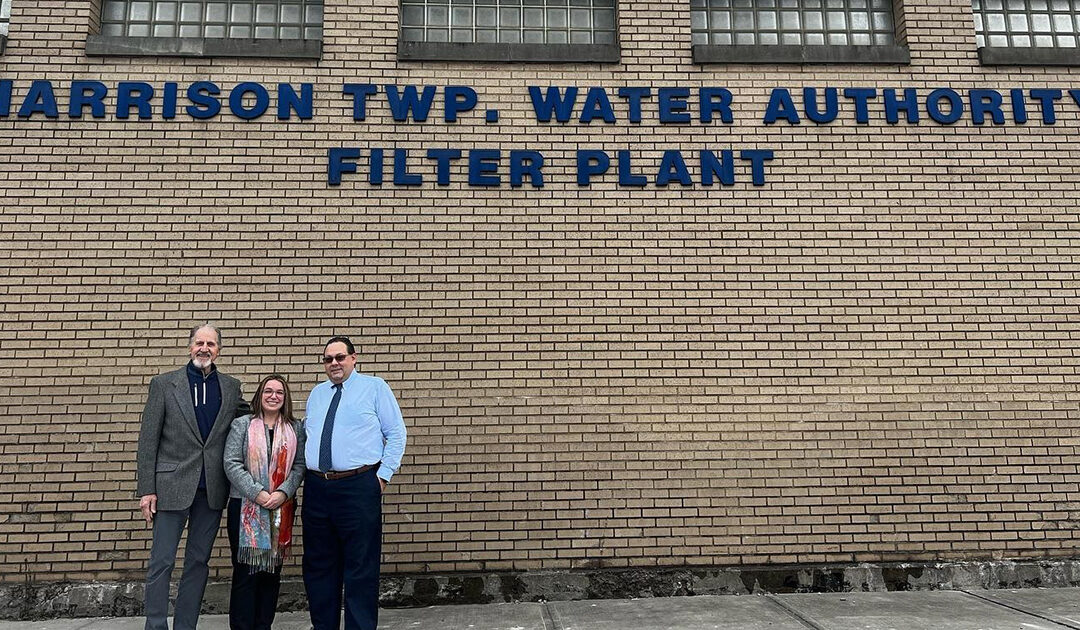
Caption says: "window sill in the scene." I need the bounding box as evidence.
[85,35,321,59]
[978,46,1080,66]
[398,41,620,63]
[693,44,910,64]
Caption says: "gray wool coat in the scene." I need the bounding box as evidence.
[136,366,247,511]
[223,414,306,501]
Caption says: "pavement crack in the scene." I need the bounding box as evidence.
[960,589,1080,630]
[541,601,561,630]
[763,594,828,630]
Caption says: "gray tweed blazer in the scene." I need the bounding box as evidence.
[136,365,247,511]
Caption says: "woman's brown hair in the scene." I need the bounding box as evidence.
[250,374,295,423]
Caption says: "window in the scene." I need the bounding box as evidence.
[1,0,9,55]
[973,0,1080,64]
[690,0,909,63]
[99,0,322,39]
[398,0,620,63]
[87,0,323,58]
[401,0,614,45]
[692,0,895,46]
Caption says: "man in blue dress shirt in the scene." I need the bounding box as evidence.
[303,335,407,630]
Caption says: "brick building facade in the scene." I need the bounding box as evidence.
[1,0,1078,614]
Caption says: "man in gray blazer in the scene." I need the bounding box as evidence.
[136,324,248,630]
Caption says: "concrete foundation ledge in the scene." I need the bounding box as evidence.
[4,559,1080,620]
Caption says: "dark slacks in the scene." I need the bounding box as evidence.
[144,489,222,630]
[302,469,382,630]
[226,498,283,630]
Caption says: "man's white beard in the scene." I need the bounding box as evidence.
[192,356,212,369]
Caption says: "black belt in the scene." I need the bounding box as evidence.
[308,462,379,481]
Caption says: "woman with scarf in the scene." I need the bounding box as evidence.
[223,374,306,630]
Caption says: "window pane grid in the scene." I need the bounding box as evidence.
[972,0,1078,47]
[690,0,895,46]
[100,0,323,39]
[401,0,616,45]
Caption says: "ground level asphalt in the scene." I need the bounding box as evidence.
[1,587,1079,630]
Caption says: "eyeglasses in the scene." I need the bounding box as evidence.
[322,353,351,364]
[262,389,285,399]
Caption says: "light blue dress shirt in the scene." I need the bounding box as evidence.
[305,370,407,483]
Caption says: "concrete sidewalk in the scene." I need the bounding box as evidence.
[1,588,1079,630]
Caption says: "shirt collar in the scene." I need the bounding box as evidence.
[331,369,357,389]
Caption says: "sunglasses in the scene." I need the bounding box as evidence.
[322,353,352,364]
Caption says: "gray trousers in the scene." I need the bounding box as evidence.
[144,489,223,630]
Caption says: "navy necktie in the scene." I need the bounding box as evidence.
[319,384,343,472]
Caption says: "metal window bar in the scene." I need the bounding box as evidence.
[100,0,323,39]
[972,0,1078,48]
[400,0,616,45]
[690,0,896,46]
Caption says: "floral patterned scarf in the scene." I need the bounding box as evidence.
[239,416,298,572]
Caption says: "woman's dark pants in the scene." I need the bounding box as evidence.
[227,498,283,630]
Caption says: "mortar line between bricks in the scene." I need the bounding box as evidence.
[763,594,828,630]
[541,601,560,630]
[960,589,1080,630]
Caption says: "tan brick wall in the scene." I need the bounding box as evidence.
[0,0,1078,586]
